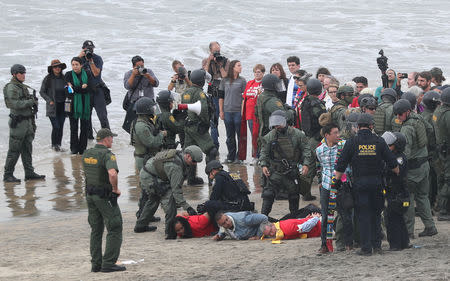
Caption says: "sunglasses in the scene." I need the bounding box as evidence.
[293,76,301,80]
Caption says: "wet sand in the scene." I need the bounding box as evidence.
[1,132,449,280]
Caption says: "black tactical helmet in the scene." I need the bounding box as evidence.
[392,132,407,153]
[135,97,156,115]
[156,90,174,105]
[401,92,417,110]
[357,113,374,125]
[262,74,280,91]
[393,99,412,115]
[205,160,223,175]
[380,88,397,102]
[440,87,450,105]
[336,85,354,99]
[358,94,378,108]
[190,69,206,87]
[422,91,441,109]
[306,78,322,96]
[10,64,26,75]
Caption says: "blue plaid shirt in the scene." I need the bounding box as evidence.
[316,139,346,190]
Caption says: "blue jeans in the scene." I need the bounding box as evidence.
[210,96,220,149]
[224,112,241,161]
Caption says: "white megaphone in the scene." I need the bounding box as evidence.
[177,100,201,115]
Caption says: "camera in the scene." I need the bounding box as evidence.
[399,73,408,79]
[177,66,187,84]
[138,66,147,75]
[376,49,388,73]
[213,51,225,63]
[84,49,94,60]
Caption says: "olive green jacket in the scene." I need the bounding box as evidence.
[3,77,35,116]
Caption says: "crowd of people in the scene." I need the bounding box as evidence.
[3,40,450,272]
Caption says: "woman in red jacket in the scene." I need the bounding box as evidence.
[167,212,217,239]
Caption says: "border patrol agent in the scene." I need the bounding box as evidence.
[155,90,185,150]
[259,110,313,217]
[255,74,285,139]
[393,99,438,237]
[83,128,125,273]
[134,145,202,235]
[3,64,45,183]
[433,88,450,220]
[131,97,166,219]
[373,88,397,136]
[330,85,354,134]
[334,113,399,256]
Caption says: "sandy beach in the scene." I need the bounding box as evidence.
[0,141,449,280]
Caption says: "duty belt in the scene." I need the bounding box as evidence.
[86,185,111,198]
[408,157,428,170]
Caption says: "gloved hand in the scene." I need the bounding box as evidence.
[186,207,198,216]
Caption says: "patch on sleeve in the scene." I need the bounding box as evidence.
[200,92,206,99]
[432,115,437,122]
[169,115,175,123]
[396,157,403,165]
[394,118,402,124]
[276,101,282,107]
[183,94,190,101]
[110,155,116,161]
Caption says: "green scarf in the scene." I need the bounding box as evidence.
[72,69,90,120]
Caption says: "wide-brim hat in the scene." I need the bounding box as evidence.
[47,59,67,73]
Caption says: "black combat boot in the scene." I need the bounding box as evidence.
[288,195,300,214]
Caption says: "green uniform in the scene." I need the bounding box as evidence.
[259,126,313,215]
[82,144,122,270]
[131,115,164,172]
[433,104,450,215]
[299,95,326,198]
[255,89,285,138]
[156,108,184,149]
[373,101,394,136]
[181,85,214,154]
[399,114,436,235]
[135,149,193,233]
[3,77,37,178]
[330,100,349,136]
[421,108,439,207]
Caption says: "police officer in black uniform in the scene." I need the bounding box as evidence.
[333,113,399,256]
[198,160,253,218]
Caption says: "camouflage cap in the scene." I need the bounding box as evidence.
[184,145,203,163]
[96,128,117,140]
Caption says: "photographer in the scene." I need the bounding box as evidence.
[168,60,191,94]
[124,55,159,103]
[202,41,229,149]
[78,40,110,134]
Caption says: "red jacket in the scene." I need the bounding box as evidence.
[279,217,321,239]
[180,215,217,238]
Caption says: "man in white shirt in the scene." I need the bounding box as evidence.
[286,56,301,107]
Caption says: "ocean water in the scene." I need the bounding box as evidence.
[0,0,449,219]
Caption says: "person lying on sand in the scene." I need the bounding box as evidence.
[259,212,321,241]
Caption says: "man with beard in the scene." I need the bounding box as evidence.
[417,71,432,93]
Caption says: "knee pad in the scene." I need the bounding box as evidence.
[262,187,275,200]
[207,147,218,163]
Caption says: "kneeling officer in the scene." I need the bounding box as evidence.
[134,145,202,236]
[82,128,125,273]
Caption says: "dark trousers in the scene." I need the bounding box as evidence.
[69,116,89,154]
[88,87,110,136]
[224,111,241,161]
[210,96,220,149]
[319,187,330,246]
[354,181,384,253]
[49,102,66,146]
[335,205,354,248]
[385,202,410,249]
